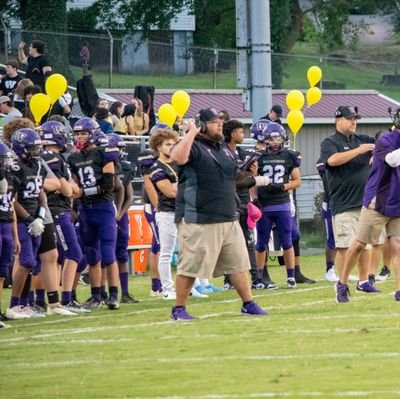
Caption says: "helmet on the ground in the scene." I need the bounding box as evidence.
[39,121,68,152]
[11,128,42,162]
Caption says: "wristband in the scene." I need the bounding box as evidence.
[83,186,99,196]
[36,206,46,220]
[25,215,35,224]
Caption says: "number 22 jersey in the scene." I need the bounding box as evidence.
[257,149,300,206]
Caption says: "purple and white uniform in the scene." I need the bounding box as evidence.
[256,149,300,252]
[68,146,118,267]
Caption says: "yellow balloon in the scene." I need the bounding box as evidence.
[287,110,304,135]
[286,90,304,111]
[30,93,51,125]
[45,73,68,105]
[306,87,322,107]
[307,66,322,87]
[171,90,191,118]
[158,103,177,127]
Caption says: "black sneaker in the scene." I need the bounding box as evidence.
[83,296,104,310]
[107,296,120,310]
[368,274,376,285]
[376,266,391,281]
[251,278,267,290]
[120,293,139,304]
[80,271,90,285]
[260,268,278,290]
[0,312,9,322]
[32,303,47,313]
[295,271,316,284]
[64,300,91,313]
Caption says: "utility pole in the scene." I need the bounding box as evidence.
[236,0,272,122]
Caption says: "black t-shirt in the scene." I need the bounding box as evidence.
[42,151,72,216]
[25,55,51,89]
[0,173,20,223]
[150,160,178,212]
[14,159,47,220]
[68,146,117,205]
[0,74,22,96]
[175,136,240,224]
[320,131,374,215]
[257,149,298,206]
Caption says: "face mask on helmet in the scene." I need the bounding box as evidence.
[107,133,127,160]
[262,122,287,153]
[11,128,42,163]
[0,143,14,172]
[73,117,99,150]
[265,133,284,153]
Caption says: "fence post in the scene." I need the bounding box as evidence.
[106,28,113,89]
[213,48,218,89]
[1,17,8,62]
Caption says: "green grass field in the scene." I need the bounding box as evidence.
[1,254,400,399]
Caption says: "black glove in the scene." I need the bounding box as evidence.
[252,198,262,210]
[266,183,285,194]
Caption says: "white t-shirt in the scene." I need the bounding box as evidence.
[4,107,22,123]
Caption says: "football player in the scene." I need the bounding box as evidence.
[68,118,120,310]
[252,122,301,289]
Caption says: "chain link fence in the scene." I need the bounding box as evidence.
[1,28,399,93]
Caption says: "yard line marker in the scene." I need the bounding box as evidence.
[4,352,400,369]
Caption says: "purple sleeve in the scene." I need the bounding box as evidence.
[103,146,120,163]
[150,167,169,184]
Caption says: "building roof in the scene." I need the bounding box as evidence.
[103,89,400,124]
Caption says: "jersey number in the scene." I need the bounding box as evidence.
[262,165,285,184]
[23,179,42,199]
[78,166,96,188]
[0,193,12,212]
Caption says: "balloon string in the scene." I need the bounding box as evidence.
[47,103,54,122]
[293,133,296,150]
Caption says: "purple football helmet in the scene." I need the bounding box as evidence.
[250,119,271,142]
[11,128,42,162]
[39,121,68,152]
[262,122,287,153]
[107,133,128,160]
[72,117,100,149]
[0,142,14,172]
[92,130,109,146]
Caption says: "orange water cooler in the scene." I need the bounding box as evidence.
[127,205,153,274]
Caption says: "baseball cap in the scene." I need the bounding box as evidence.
[271,104,283,117]
[0,95,10,104]
[198,107,219,123]
[335,105,361,119]
[247,202,262,229]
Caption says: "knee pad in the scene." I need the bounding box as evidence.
[101,245,116,267]
[86,247,100,266]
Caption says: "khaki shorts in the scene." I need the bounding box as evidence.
[176,220,250,278]
[333,209,362,249]
[357,206,400,245]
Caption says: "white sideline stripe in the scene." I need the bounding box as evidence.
[0,292,390,342]
[4,352,400,369]
[126,391,400,399]
[8,285,331,328]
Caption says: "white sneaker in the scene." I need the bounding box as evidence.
[21,306,46,318]
[6,306,31,320]
[47,303,78,316]
[348,275,358,281]
[162,290,177,300]
[150,290,163,298]
[190,287,208,298]
[325,268,339,282]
